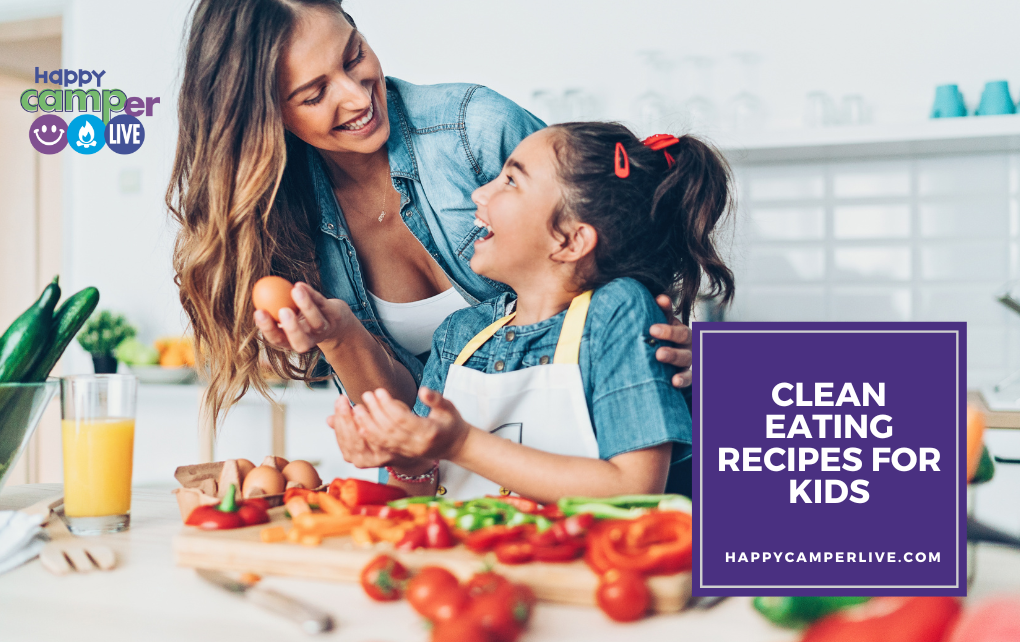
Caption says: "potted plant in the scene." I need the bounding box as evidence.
[76,311,136,374]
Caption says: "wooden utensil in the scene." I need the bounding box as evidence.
[23,496,118,575]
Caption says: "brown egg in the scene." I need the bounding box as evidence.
[241,465,286,498]
[282,460,322,490]
[236,458,255,482]
[261,455,289,471]
[252,276,296,322]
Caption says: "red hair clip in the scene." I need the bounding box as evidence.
[642,134,681,168]
[614,142,630,178]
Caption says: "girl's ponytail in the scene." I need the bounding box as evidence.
[550,123,735,325]
[650,136,735,325]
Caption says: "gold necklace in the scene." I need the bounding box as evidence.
[377,187,388,223]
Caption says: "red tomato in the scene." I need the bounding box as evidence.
[358,555,409,602]
[465,571,511,597]
[426,585,469,624]
[469,590,523,642]
[494,541,535,565]
[595,569,651,622]
[406,566,461,619]
[431,617,490,642]
[802,596,961,642]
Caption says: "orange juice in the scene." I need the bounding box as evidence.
[61,418,135,517]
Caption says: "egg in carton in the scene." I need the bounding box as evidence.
[172,455,324,522]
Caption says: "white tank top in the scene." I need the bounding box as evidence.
[368,287,471,356]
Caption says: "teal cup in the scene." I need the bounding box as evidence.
[975,80,1016,116]
[931,84,968,118]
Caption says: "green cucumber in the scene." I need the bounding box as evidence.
[0,276,60,383]
[24,286,100,382]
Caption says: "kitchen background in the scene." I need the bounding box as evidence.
[0,0,1017,533]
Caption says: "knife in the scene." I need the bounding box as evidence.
[197,569,334,634]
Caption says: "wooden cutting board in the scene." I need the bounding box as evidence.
[172,511,691,613]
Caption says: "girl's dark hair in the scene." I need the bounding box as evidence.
[549,122,735,325]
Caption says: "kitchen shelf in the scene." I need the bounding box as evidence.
[716,114,1020,164]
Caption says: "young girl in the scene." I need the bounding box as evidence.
[328,122,734,503]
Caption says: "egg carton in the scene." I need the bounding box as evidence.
[172,456,324,522]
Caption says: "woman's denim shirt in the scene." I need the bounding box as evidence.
[413,278,693,472]
[311,77,545,388]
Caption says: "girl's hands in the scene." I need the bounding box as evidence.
[346,387,470,462]
[254,282,353,353]
[652,294,693,389]
[328,394,407,469]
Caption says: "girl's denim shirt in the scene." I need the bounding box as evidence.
[311,77,545,389]
[413,278,693,475]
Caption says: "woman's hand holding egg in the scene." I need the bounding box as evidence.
[253,277,354,354]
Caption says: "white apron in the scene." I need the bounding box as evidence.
[437,292,601,500]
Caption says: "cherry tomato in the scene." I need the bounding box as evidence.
[425,585,469,624]
[431,617,490,642]
[406,566,461,619]
[236,504,269,526]
[359,554,410,602]
[469,590,522,642]
[465,571,511,597]
[470,582,536,642]
[494,541,535,565]
[596,569,651,622]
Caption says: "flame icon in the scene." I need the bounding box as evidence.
[76,120,96,148]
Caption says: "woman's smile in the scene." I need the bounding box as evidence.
[333,85,382,138]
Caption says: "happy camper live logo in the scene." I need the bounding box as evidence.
[23,67,159,155]
[692,322,967,597]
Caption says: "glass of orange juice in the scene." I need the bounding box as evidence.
[59,374,137,535]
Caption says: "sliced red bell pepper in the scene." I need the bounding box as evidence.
[549,513,596,543]
[340,479,407,506]
[533,539,586,563]
[585,511,692,576]
[494,541,535,565]
[396,525,428,551]
[484,495,540,514]
[537,504,564,519]
[464,525,532,553]
[425,507,454,549]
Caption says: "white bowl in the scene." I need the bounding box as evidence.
[127,365,197,385]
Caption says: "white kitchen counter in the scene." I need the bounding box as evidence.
[0,484,797,642]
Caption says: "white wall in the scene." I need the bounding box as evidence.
[3,0,1020,480]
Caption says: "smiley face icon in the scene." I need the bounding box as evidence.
[29,114,68,154]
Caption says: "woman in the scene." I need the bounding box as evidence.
[167,0,693,468]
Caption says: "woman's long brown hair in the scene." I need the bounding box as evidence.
[166,0,354,427]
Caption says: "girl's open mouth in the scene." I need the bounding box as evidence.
[474,217,494,242]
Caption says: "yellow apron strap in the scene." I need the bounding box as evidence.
[454,313,516,366]
[553,291,593,365]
